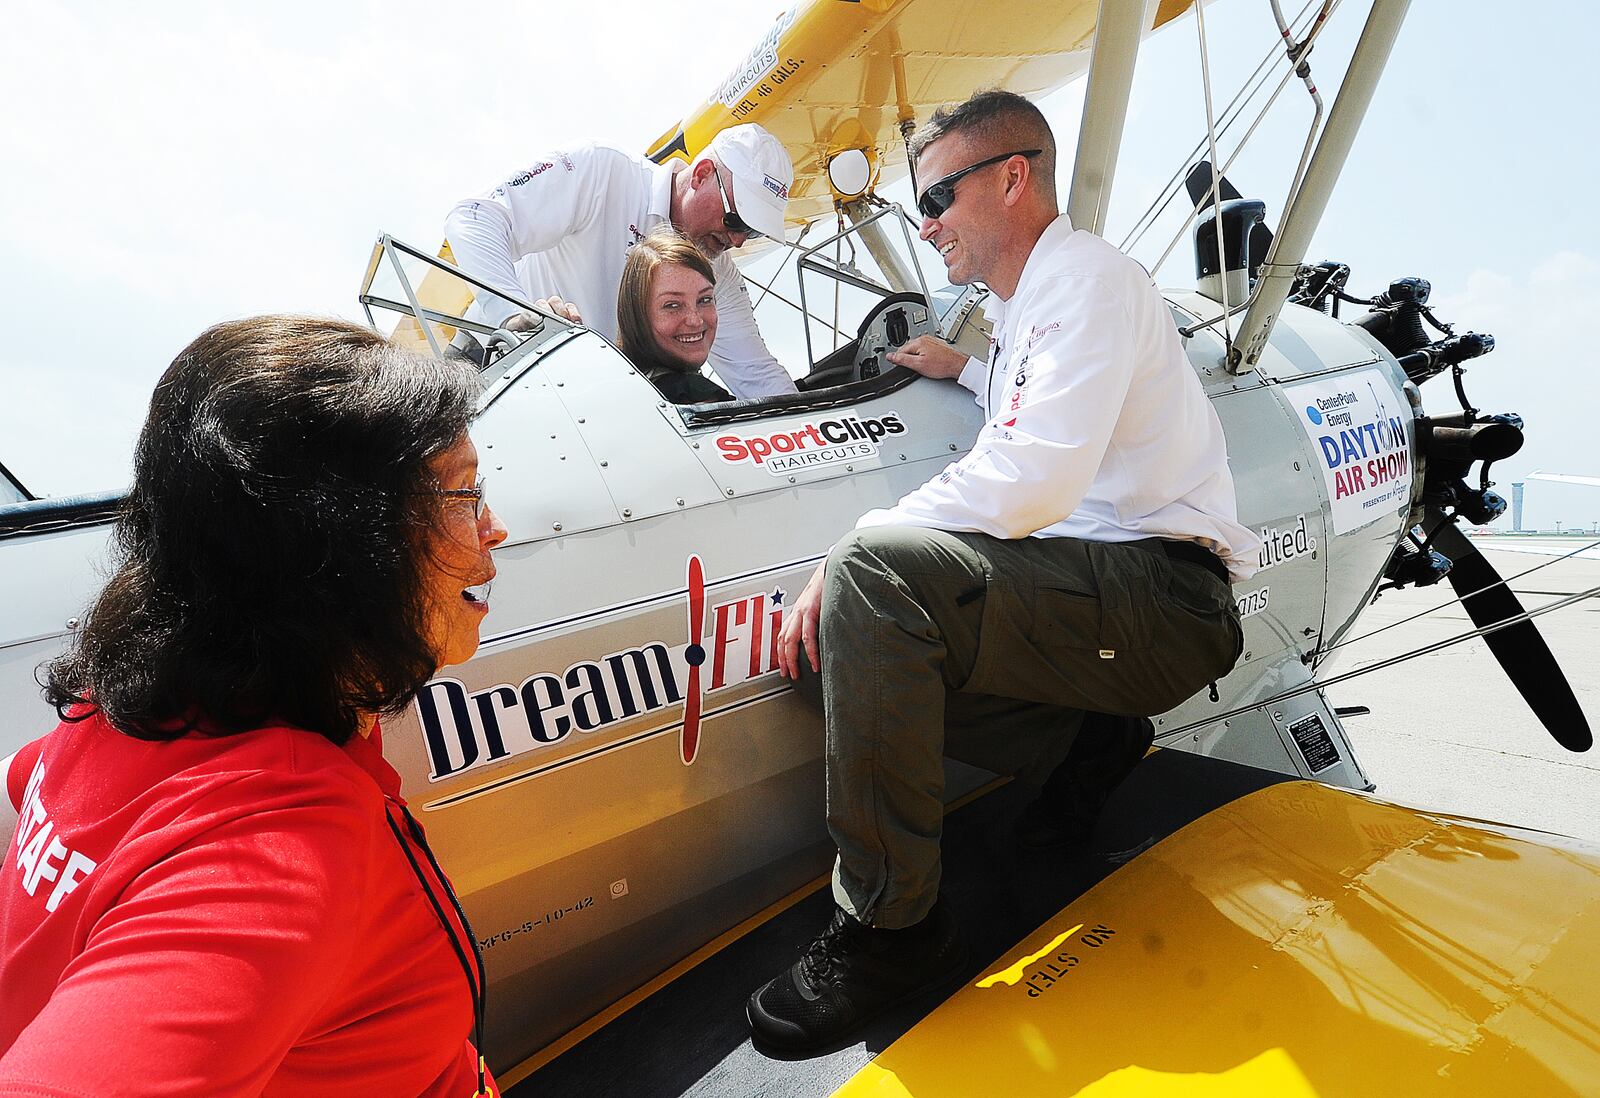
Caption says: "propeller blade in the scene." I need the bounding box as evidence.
[682,555,707,765]
[1184,160,1243,207]
[682,670,701,765]
[1431,517,1592,752]
[1184,161,1273,278]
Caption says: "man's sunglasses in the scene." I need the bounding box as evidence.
[916,149,1042,220]
[712,165,763,240]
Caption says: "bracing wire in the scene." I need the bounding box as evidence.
[750,221,813,310]
[1321,537,1600,657]
[1193,0,1233,349]
[1120,0,1321,256]
[1156,582,1600,741]
[1148,0,1345,281]
[741,229,851,340]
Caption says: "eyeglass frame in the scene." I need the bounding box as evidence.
[711,164,763,240]
[915,149,1043,220]
[423,476,488,521]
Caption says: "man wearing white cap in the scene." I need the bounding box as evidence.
[444,124,798,399]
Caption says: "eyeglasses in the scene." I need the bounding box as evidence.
[428,477,487,520]
[915,149,1042,220]
[712,165,763,240]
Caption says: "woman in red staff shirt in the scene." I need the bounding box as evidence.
[0,316,508,1097]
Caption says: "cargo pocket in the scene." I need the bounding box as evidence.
[1032,587,1102,650]
[1083,543,1158,656]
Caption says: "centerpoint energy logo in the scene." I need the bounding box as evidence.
[715,412,906,476]
[1291,368,1412,535]
[416,556,786,780]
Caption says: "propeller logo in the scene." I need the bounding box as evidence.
[683,554,707,765]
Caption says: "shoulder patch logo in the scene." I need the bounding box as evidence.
[1026,321,1060,348]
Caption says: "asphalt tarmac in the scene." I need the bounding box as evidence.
[1320,535,1600,844]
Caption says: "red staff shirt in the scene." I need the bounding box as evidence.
[0,709,497,1097]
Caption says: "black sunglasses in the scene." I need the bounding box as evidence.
[712,164,763,240]
[916,149,1042,220]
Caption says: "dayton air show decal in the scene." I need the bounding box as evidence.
[1291,367,1412,534]
[415,556,785,780]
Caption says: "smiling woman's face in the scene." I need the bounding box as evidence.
[418,435,508,670]
[649,262,718,370]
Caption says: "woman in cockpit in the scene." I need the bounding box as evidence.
[616,228,734,404]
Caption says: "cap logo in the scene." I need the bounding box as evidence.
[763,174,788,200]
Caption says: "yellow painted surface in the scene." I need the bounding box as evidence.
[646,0,1198,226]
[384,240,472,351]
[833,783,1600,1097]
[426,0,1196,339]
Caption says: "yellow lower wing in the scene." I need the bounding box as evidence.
[833,782,1600,1097]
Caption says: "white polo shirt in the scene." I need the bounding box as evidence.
[857,214,1261,582]
[443,144,797,400]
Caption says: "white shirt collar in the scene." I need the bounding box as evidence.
[987,213,1077,329]
[648,160,676,226]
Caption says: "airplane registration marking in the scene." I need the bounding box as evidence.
[479,895,595,952]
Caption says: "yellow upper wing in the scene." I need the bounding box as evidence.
[645,0,1198,224]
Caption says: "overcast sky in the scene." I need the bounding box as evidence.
[2,0,1594,530]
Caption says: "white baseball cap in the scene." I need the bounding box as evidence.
[703,124,793,242]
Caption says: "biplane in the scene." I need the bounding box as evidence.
[3,0,1598,1094]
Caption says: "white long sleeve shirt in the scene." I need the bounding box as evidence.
[443,144,797,400]
[857,214,1261,583]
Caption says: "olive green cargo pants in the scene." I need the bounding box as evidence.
[819,525,1242,928]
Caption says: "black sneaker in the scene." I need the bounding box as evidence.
[746,900,966,1052]
[1016,713,1155,850]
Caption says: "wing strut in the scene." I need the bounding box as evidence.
[1065,0,1148,235]
[1231,0,1411,373]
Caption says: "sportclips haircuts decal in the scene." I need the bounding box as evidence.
[1291,368,1412,535]
[416,556,784,780]
[715,412,906,476]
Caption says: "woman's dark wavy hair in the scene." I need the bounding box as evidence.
[45,315,481,745]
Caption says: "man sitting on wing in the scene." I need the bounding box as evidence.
[746,89,1261,1053]
[443,123,798,400]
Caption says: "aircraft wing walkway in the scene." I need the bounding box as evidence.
[511,748,1291,1097]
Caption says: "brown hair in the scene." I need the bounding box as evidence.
[910,88,1058,199]
[616,228,717,375]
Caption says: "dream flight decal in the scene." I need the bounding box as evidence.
[415,555,786,780]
